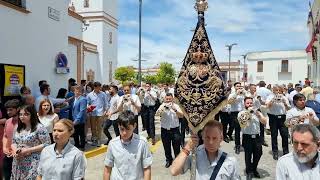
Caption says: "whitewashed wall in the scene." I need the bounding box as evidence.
[0,0,70,96]
[246,50,308,85]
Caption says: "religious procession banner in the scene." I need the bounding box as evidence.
[3,65,25,96]
[175,0,230,133]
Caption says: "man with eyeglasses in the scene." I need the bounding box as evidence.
[276,124,320,179]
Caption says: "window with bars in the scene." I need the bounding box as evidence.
[3,0,24,8]
[257,61,263,72]
[281,60,289,72]
[84,0,89,8]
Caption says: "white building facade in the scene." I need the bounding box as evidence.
[246,50,308,85]
[0,0,118,97]
[71,0,118,84]
[307,0,320,86]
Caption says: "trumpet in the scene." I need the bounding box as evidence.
[237,89,245,96]
[123,94,131,102]
[272,94,284,104]
[163,103,172,110]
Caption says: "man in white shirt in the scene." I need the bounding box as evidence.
[118,85,141,134]
[238,97,268,179]
[228,82,246,154]
[266,85,291,160]
[159,83,174,103]
[103,85,120,145]
[276,124,320,180]
[286,94,319,127]
[170,120,240,180]
[156,93,183,168]
[288,84,303,105]
[142,83,158,145]
[256,81,272,104]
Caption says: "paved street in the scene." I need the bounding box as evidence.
[85,117,290,180]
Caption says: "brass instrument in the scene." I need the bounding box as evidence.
[237,107,257,128]
[227,93,237,104]
[285,116,301,127]
[123,94,131,102]
[272,94,284,104]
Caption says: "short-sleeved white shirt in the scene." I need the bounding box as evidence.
[286,107,319,125]
[104,134,153,180]
[182,146,240,180]
[276,152,320,180]
[118,94,141,115]
[266,94,290,115]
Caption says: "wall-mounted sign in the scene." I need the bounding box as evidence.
[56,52,70,74]
[3,65,25,96]
[48,7,60,21]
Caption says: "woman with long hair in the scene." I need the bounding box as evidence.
[37,119,86,180]
[11,105,51,180]
[38,99,59,143]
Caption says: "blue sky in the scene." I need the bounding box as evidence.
[118,0,310,69]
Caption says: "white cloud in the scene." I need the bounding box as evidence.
[118,0,309,70]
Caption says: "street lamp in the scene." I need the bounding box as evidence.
[226,43,237,81]
[241,54,247,85]
[138,0,142,86]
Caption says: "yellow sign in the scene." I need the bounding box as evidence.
[4,65,24,96]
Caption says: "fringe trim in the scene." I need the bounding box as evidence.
[174,97,229,133]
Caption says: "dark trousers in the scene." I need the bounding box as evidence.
[134,115,139,134]
[140,104,147,129]
[161,127,181,162]
[144,106,156,138]
[242,134,262,174]
[229,112,241,146]
[179,117,188,145]
[74,123,86,149]
[3,156,13,180]
[220,111,231,138]
[268,114,289,154]
[103,119,120,140]
[260,122,265,142]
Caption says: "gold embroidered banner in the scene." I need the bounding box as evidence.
[175,7,229,133]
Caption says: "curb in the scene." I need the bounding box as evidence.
[84,140,162,159]
[84,145,107,159]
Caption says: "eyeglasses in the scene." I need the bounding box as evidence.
[19,113,30,117]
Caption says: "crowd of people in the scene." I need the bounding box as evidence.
[0,77,320,179]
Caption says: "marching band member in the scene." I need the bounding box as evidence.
[117,85,141,134]
[156,93,183,168]
[219,104,231,143]
[159,83,174,103]
[137,84,147,131]
[266,85,291,160]
[286,94,319,128]
[238,97,267,180]
[143,83,158,145]
[228,82,247,154]
[249,84,270,148]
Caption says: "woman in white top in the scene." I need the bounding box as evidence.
[38,99,59,143]
[37,119,86,180]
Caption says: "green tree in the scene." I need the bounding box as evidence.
[156,62,176,84]
[114,66,136,84]
[143,74,158,85]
